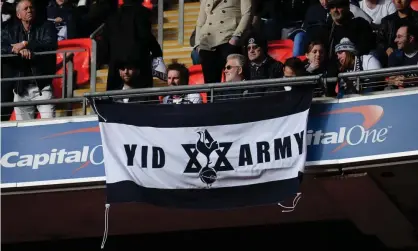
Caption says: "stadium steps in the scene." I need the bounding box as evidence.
[68,2,199,116]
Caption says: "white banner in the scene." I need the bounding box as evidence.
[100,109,309,189]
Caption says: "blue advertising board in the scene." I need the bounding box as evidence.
[2,91,418,187]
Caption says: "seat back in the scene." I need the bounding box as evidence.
[267,39,294,63]
[10,110,41,121]
[143,0,153,9]
[188,64,208,103]
[53,38,92,98]
[412,0,418,11]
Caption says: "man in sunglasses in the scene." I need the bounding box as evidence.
[245,32,283,81]
[217,53,250,101]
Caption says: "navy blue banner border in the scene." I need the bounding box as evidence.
[106,175,302,209]
[95,90,312,128]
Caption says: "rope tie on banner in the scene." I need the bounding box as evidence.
[100,203,110,249]
[277,192,302,213]
[89,98,107,122]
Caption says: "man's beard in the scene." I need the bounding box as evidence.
[331,12,343,23]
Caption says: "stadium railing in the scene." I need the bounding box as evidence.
[2,64,418,119]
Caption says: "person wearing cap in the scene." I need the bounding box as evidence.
[99,0,164,92]
[245,32,283,82]
[326,0,375,57]
[291,0,373,56]
[335,37,381,95]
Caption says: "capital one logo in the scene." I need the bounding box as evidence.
[0,126,104,171]
[308,105,390,152]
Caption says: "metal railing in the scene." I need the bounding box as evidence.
[1,49,85,101]
[89,23,105,94]
[2,63,418,115]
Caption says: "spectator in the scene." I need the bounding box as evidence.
[283,57,307,91]
[47,0,77,40]
[359,0,396,26]
[217,53,251,101]
[389,24,418,66]
[292,0,373,56]
[252,0,281,41]
[1,0,57,120]
[162,62,202,104]
[304,40,327,75]
[1,0,16,25]
[113,59,142,103]
[387,24,418,88]
[195,0,252,84]
[243,31,284,94]
[74,0,118,38]
[377,0,418,60]
[335,37,382,95]
[336,38,382,73]
[245,32,284,81]
[310,0,375,96]
[99,0,164,91]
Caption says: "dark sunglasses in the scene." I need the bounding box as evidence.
[247,45,260,51]
[224,65,239,70]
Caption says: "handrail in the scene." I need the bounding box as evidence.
[1,74,62,82]
[89,23,105,39]
[178,0,184,45]
[89,23,105,94]
[338,64,418,79]
[3,63,418,110]
[83,75,321,98]
[1,97,84,108]
[0,75,320,108]
[1,48,86,58]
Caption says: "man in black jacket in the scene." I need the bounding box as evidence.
[1,0,57,120]
[377,0,418,63]
[308,0,374,95]
[99,0,163,91]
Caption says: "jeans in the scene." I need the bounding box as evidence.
[292,31,308,56]
[261,18,282,41]
[191,48,200,65]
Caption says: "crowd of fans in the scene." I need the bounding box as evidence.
[2,0,418,121]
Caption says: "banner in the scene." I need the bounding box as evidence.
[2,90,418,188]
[95,91,312,209]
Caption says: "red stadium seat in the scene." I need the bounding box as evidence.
[143,0,153,10]
[268,39,294,48]
[53,38,92,98]
[9,110,41,121]
[412,0,418,11]
[297,55,307,61]
[267,39,294,63]
[188,64,208,103]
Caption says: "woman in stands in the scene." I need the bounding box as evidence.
[335,37,382,95]
[303,40,326,75]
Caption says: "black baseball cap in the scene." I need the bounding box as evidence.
[327,0,350,8]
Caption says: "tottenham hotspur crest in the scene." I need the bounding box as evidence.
[181,130,234,187]
[196,130,219,186]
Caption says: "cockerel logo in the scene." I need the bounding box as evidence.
[196,130,220,186]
